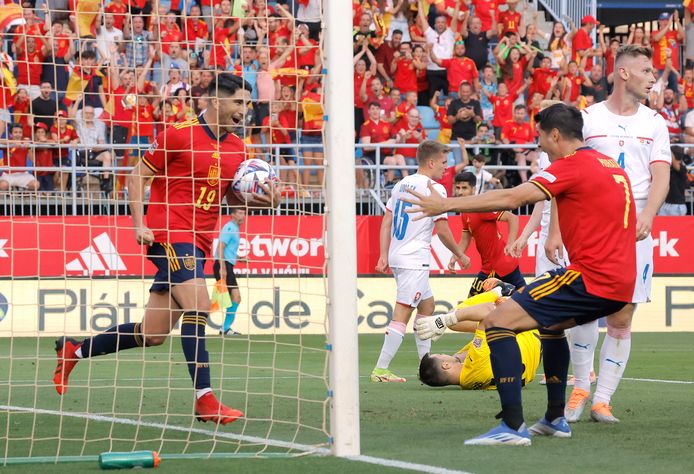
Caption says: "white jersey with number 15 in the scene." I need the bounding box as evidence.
[582,102,671,204]
[385,174,448,270]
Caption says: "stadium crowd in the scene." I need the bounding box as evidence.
[0,0,691,211]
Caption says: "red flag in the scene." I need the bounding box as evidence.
[0,2,24,32]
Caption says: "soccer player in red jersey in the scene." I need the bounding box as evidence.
[404,104,636,445]
[53,74,281,425]
[449,171,525,297]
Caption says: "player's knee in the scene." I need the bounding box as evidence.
[143,335,167,346]
[606,324,631,339]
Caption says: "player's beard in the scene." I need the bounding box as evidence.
[225,111,252,135]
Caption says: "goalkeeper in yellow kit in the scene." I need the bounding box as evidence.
[417,280,541,390]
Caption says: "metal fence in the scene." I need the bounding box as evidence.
[2,142,693,217]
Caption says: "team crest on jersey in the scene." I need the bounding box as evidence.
[473,337,483,349]
[207,165,220,186]
[182,254,196,271]
[412,291,422,305]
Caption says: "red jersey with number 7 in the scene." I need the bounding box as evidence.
[461,211,519,276]
[141,114,245,255]
[530,147,636,302]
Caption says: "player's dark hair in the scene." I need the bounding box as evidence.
[418,353,450,387]
[533,103,584,142]
[513,104,526,111]
[615,44,652,65]
[416,140,450,164]
[454,171,476,186]
[208,72,253,97]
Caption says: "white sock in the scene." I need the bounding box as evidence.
[196,388,213,399]
[74,347,83,359]
[569,320,599,392]
[414,314,431,360]
[376,321,406,369]
[594,330,631,406]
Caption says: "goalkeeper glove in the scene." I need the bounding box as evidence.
[414,312,458,342]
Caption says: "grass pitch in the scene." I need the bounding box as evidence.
[0,333,692,473]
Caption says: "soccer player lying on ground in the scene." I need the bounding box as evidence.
[404,103,637,446]
[417,280,541,391]
[53,73,281,425]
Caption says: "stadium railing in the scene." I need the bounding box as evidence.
[2,142,693,217]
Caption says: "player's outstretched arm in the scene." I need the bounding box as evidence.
[637,162,669,240]
[510,201,543,258]
[402,182,546,220]
[376,211,393,273]
[416,296,498,340]
[128,160,156,246]
[435,220,469,271]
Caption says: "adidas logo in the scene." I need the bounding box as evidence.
[65,233,126,276]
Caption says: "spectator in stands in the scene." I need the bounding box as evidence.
[12,88,31,139]
[547,21,569,70]
[184,3,210,53]
[15,36,49,100]
[658,88,682,143]
[70,104,113,193]
[0,123,39,191]
[471,153,501,194]
[300,83,324,192]
[570,15,599,71]
[375,29,403,90]
[430,90,452,144]
[354,44,378,135]
[499,1,524,37]
[395,90,418,126]
[495,36,536,100]
[627,25,650,47]
[105,0,128,31]
[160,64,190,100]
[412,44,430,105]
[429,38,480,96]
[686,9,694,69]
[263,100,298,190]
[390,42,421,96]
[50,110,79,191]
[598,25,620,83]
[43,21,75,96]
[562,59,587,107]
[359,101,399,186]
[659,146,690,216]
[469,121,496,164]
[360,74,396,124]
[393,107,426,171]
[529,56,559,101]
[419,0,460,99]
[96,12,124,60]
[159,10,184,57]
[353,11,380,53]
[582,63,610,103]
[123,15,152,69]
[296,0,322,40]
[652,10,684,92]
[161,42,190,80]
[501,104,535,183]
[71,50,106,117]
[478,65,498,123]
[447,81,481,165]
[680,67,694,113]
[32,81,61,130]
[461,14,496,72]
[32,122,54,191]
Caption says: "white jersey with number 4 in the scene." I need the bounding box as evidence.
[582,101,671,205]
[385,174,448,270]
[582,101,672,303]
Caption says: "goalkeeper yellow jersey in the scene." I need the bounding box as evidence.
[456,327,541,390]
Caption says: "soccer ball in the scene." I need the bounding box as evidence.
[230,159,278,202]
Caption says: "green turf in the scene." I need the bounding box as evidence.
[1,333,692,473]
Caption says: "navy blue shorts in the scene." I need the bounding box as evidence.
[468,266,526,297]
[147,243,206,293]
[511,267,627,327]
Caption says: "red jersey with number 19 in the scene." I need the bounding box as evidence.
[529,147,636,302]
[141,115,246,255]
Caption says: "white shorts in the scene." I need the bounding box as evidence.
[632,234,653,303]
[392,268,432,308]
[0,172,38,189]
[535,232,570,277]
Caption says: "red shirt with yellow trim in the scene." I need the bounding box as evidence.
[141,114,245,255]
[461,211,518,276]
[529,147,636,301]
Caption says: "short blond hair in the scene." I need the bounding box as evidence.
[615,44,652,65]
[416,140,450,164]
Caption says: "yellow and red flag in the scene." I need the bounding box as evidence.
[0,2,24,32]
[76,0,100,38]
[685,1,694,13]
